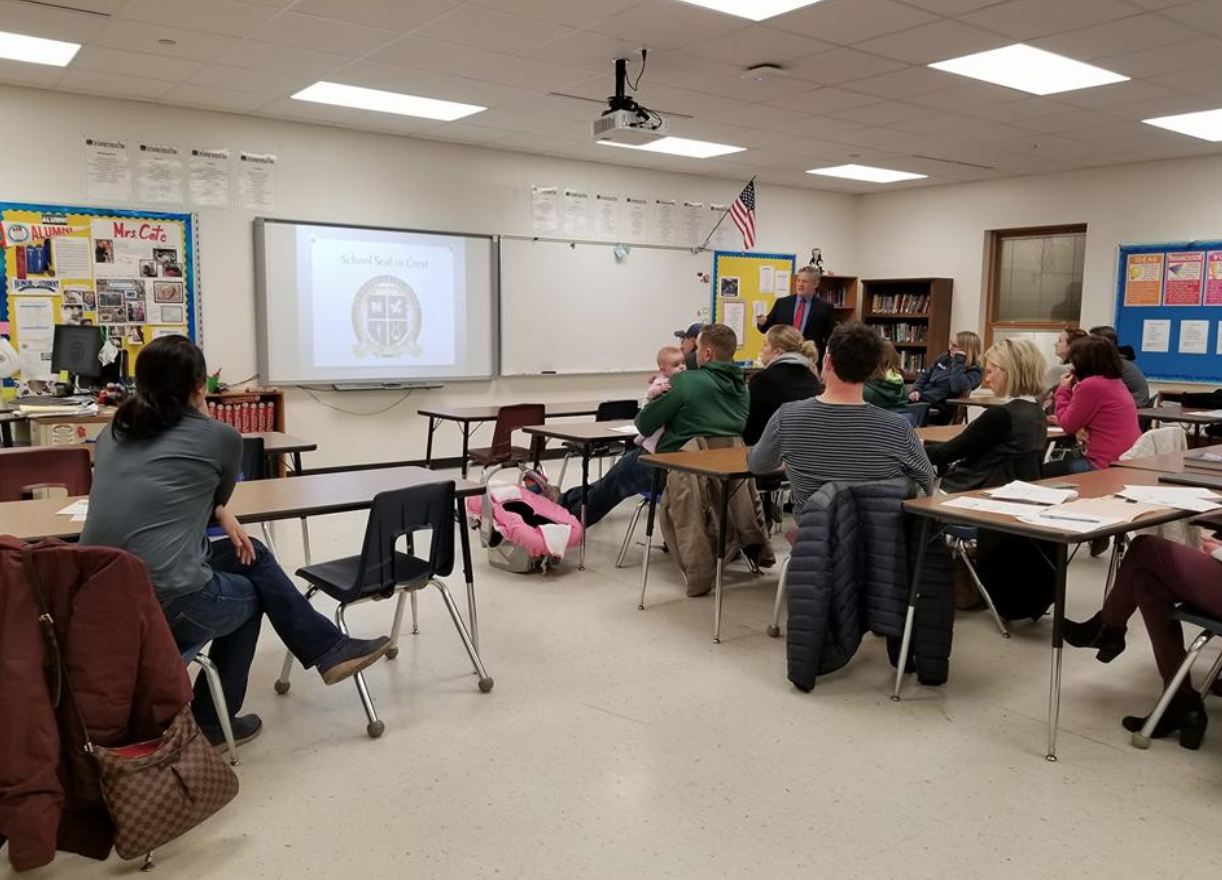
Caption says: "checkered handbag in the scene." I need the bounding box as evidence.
[23,547,239,862]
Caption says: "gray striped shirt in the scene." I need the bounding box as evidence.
[748,397,934,514]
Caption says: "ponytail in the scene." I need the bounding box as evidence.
[799,340,819,372]
[111,335,207,442]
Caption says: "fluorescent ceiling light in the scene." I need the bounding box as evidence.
[672,0,830,20]
[291,81,484,121]
[929,44,1128,96]
[598,137,745,158]
[1143,108,1222,142]
[0,29,80,67]
[807,164,927,183]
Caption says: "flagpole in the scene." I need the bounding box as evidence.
[697,174,756,253]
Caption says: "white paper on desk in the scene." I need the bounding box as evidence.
[1119,485,1222,512]
[58,500,89,516]
[942,497,1051,518]
[985,480,1078,505]
[611,425,639,434]
[1017,512,1120,534]
[71,514,87,523]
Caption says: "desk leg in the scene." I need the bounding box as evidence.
[292,451,303,475]
[0,421,11,448]
[579,444,590,571]
[638,469,663,610]
[425,417,438,468]
[892,517,931,702]
[299,517,313,567]
[713,478,731,644]
[1046,542,1070,762]
[461,421,472,479]
[458,498,479,652]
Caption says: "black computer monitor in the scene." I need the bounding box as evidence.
[51,325,104,379]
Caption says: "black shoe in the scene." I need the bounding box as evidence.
[1089,537,1110,558]
[1063,612,1127,663]
[317,635,391,685]
[1212,677,1222,699]
[202,713,263,751]
[1122,690,1208,750]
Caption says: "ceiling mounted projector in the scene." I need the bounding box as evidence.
[591,52,668,146]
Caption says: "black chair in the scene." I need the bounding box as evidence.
[240,435,267,481]
[905,402,931,428]
[274,481,492,738]
[1131,605,1222,750]
[557,399,640,488]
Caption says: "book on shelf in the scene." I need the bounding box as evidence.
[870,293,930,315]
[868,322,927,344]
[898,351,926,374]
[821,283,850,307]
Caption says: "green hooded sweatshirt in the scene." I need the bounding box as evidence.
[864,370,908,413]
[635,360,749,453]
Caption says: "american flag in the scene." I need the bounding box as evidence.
[729,180,756,250]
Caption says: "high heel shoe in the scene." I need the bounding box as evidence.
[1063,612,1127,663]
[1123,690,1208,750]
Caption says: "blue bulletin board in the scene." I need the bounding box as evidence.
[1114,240,1222,384]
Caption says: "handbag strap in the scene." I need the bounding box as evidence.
[22,546,95,752]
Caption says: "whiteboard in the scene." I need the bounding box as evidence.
[500,238,711,375]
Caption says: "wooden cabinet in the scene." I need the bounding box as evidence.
[862,278,953,380]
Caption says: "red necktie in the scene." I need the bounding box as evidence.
[793,298,805,330]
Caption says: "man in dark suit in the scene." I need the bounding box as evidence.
[755,265,834,363]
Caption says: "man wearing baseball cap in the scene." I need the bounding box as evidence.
[674,322,702,371]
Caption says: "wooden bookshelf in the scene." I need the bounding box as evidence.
[862,278,953,380]
[817,274,858,318]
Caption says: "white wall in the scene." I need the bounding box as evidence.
[0,84,857,467]
[855,154,1222,348]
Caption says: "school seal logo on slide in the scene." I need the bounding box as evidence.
[351,275,422,358]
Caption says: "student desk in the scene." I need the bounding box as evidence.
[0,467,490,647]
[418,400,605,476]
[946,396,1009,409]
[252,431,317,475]
[522,419,635,570]
[901,467,1201,761]
[917,424,1065,445]
[638,447,778,644]
[1114,444,1222,474]
[1136,406,1222,443]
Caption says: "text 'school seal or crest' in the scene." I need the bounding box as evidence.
[351,275,422,358]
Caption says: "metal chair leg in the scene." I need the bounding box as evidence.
[432,580,494,693]
[557,451,570,489]
[336,603,384,738]
[615,498,647,568]
[952,538,1009,638]
[274,586,316,695]
[387,592,408,660]
[1199,649,1222,698]
[410,590,420,634]
[767,554,791,638]
[192,653,238,765]
[259,522,278,556]
[1132,631,1213,749]
[1103,534,1127,598]
[300,517,313,566]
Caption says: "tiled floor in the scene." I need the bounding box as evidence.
[21,476,1222,879]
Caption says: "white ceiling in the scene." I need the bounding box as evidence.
[6,0,1222,192]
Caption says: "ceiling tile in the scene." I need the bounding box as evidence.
[819,125,933,151]
[683,25,835,67]
[520,30,643,72]
[693,68,825,103]
[57,68,176,99]
[34,0,125,11]
[1053,78,1180,109]
[827,101,933,126]
[246,12,398,56]
[764,114,869,138]
[701,102,805,127]
[841,66,961,99]
[0,0,108,43]
[894,0,1002,12]
[770,86,884,115]
[158,83,271,112]
[466,108,589,138]
[965,96,1077,122]
[343,109,443,135]
[1149,64,1222,96]
[770,0,938,46]
[258,96,361,124]
[491,131,586,152]
[855,20,1008,66]
[417,6,572,54]
[1096,38,1222,79]
[961,0,1139,41]
[909,83,1036,111]
[646,88,750,118]
[1162,1,1222,38]
[0,58,64,88]
[94,20,237,62]
[1032,14,1199,61]
[475,0,639,29]
[889,112,1004,135]
[370,35,497,77]
[786,48,906,85]
[115,0,277,37]
[418,122,510,144]
[1067,121,1188,149]
[328,60,536,107]
[213,40,350,77]
[70,45,201,81]
[620,52,740,92]
[587,0,746,52]
[1103,93,1222,121]
[552,72,672,107]
[189,64,313,96]
[289,0,458,31]
[1018,108,1126,132]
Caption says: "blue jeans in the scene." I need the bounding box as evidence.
[560,447,655,529]
[1044,453,1095,477]
[162,538,343,727]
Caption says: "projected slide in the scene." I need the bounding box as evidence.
[256,220,495,384]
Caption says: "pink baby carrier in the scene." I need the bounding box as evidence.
[465,468,583,573]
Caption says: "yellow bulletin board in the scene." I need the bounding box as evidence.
[711,250,796,365]
[1,201,198,390]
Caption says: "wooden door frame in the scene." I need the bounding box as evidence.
[984,224,1087,347]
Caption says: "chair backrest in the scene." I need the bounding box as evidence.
[596,399,639,421]
[1120,426,1187,460]
[1180,390,1222,409]
[0,447,92,501]
[351,481,456,599]
[239,436,267,481]
[905,402,931,428]
[489,403,545,458]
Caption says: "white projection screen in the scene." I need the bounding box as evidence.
[255,219,497,384]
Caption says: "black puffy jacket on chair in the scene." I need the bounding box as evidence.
[784,479,954,692]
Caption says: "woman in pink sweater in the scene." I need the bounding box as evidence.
[1049,335,1141,475]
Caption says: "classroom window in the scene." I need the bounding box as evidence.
[987,226,1086,339]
